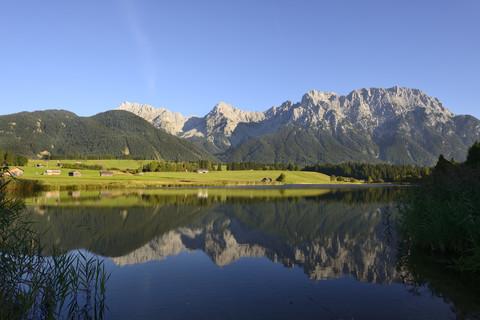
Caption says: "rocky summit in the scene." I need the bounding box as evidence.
[117,87,480,166]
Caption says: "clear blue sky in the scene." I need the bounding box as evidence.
[1,0,479,119]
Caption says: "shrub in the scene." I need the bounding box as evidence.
[276,173,286,182]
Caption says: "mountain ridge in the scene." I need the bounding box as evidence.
[0,109,215,161]
[117,86,480,166]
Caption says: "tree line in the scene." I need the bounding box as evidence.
[0,149,28,167]
[226,162,297,171]
[44,154,149,160]
[141,160,220,172]
[303,162,431,182]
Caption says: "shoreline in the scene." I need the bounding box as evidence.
[6,178,403,193]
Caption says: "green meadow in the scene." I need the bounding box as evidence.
[12,159,337,190]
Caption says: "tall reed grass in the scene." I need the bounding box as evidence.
[396,164,480,273]
[0,178,110,319]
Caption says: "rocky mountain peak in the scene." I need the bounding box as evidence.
[114,86,479,165]
[209,101,237,114]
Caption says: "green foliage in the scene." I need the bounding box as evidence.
[15,155,28,166]
[276,173,286,182]
[0,149,28,166]
[396,142,480,274]
[60,163,104,170]
[434,154,451,172]
[465,140,480,166]
[0,110,215,162]
[226,161,287,171]
[304,161,429,183]
[223,125,380,165]
[4,151,15,166]
[0,178,109,319]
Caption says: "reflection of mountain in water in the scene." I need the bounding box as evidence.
[113,201,398,284]
[28,188,399,284]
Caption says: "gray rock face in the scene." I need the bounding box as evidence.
[117,87,480,165]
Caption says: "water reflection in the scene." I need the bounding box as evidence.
[24,187,480,318]
[27,187,399,284]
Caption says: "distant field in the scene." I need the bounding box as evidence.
[11,159,339,189]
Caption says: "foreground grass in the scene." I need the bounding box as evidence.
[0,178,109,319]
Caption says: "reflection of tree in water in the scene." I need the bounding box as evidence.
[28,204,213,257]
[397,247,480,319]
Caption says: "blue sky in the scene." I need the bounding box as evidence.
[1,0,479,119]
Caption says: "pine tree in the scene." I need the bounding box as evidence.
[465,141,480,166]
[4,151,15,166]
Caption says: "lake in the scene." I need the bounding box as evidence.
[24,187,480,319]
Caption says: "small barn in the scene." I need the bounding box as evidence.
[195,169,209,173]
[35,163,44,168]
[100,170,114,177]
[261,177,272,182]
[43,170,61,176]
[69,170,82,177]
[1,167,24,177]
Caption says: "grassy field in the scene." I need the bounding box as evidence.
[9,159,345,190]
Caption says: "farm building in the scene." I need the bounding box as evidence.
[195,169,209,173]
[1,167,24,177]
[261,177,272,182]
[100,171,114,177]
[35,163,44,168]
[69,170,82,177]
[43,170,61,176]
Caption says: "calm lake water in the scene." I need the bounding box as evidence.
[25,187,480,319]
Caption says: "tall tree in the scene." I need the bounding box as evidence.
[465,141,480,166]
[4,150,15,166]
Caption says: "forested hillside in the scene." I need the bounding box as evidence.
[0,110,215,161]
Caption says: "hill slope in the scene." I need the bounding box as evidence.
[0,110,215,161]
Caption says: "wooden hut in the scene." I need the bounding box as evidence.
[68,170,82,177]
[100,170,114,177]
[1,167,24,177]
[43,170,61,176]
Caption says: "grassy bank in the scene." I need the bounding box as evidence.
[8,160,345,190]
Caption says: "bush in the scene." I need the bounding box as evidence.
[276,173,286,182]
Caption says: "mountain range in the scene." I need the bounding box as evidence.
[118,86,480,166]
[1,86,479,165]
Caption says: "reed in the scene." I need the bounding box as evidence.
[396,164,480,274]
[0,178,110,319]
